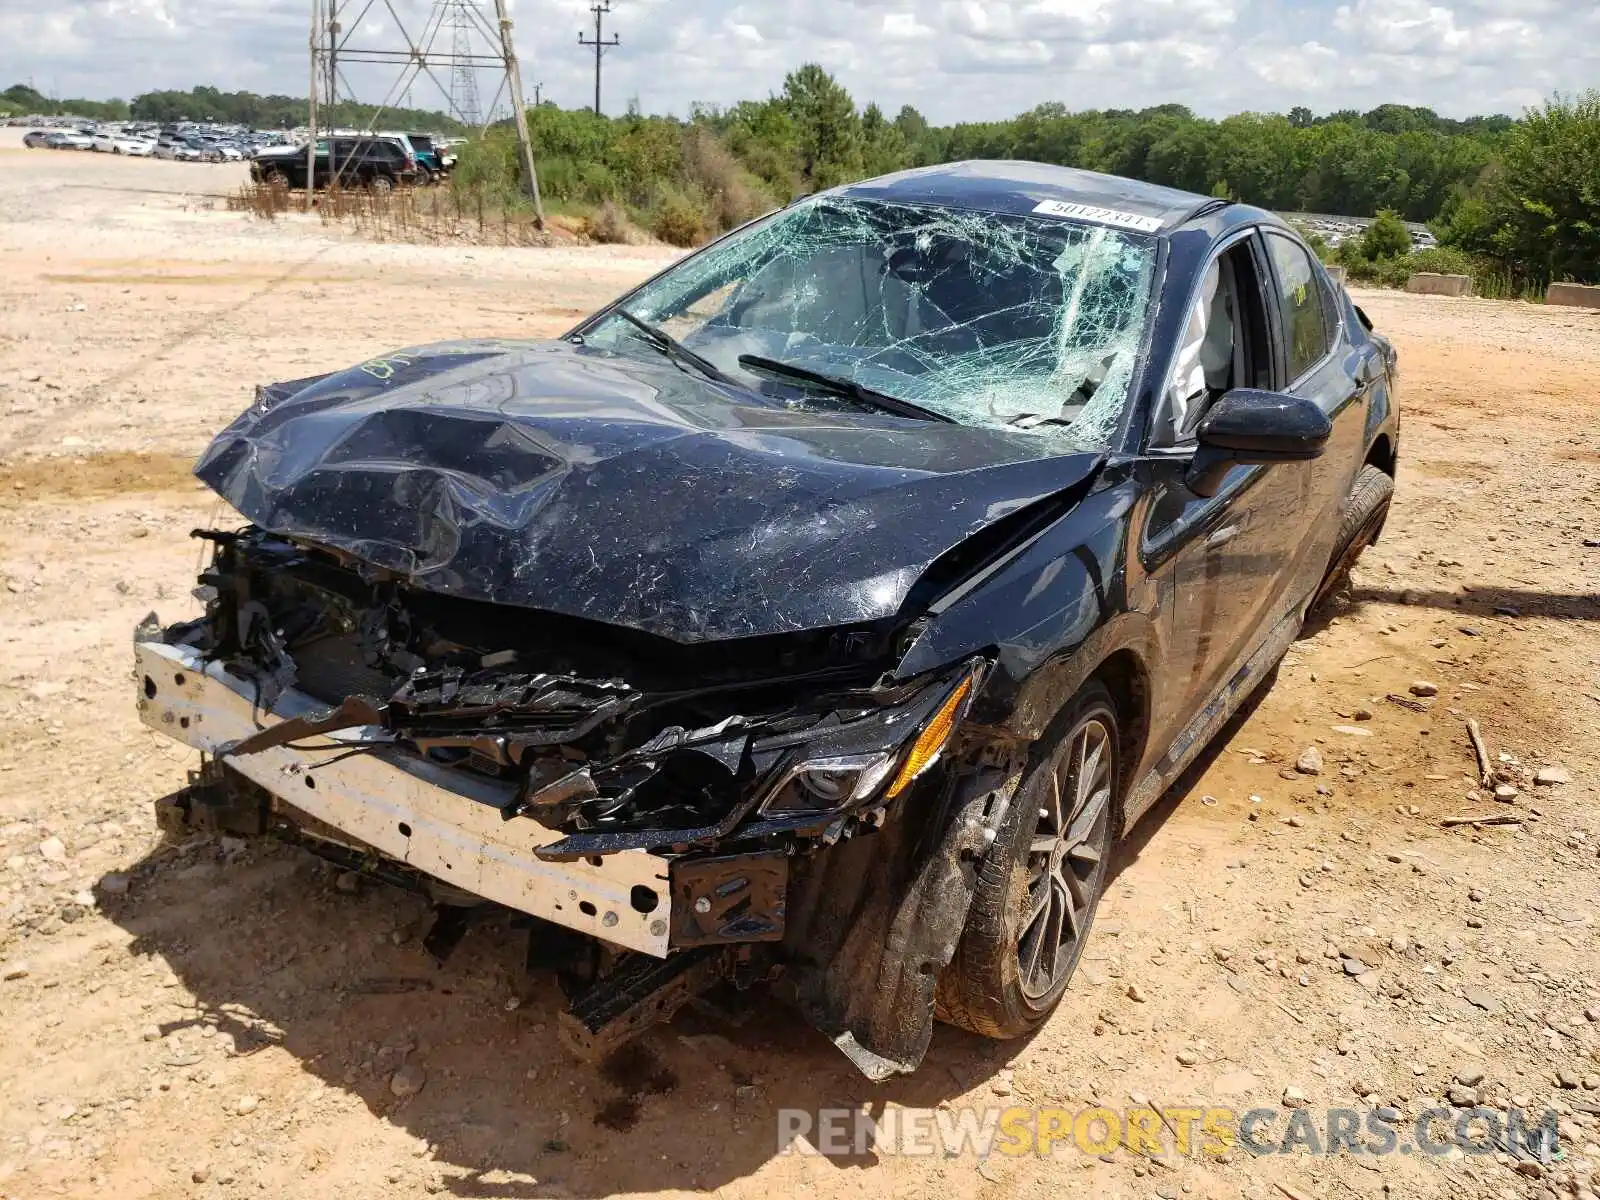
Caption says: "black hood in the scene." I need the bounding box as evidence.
[196,339,1102,643]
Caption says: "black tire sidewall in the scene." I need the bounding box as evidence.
[1312,464,1394,613]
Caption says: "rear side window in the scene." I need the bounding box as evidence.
[1265,232,1335,383]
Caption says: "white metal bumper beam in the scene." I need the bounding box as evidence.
[134,639,672,956]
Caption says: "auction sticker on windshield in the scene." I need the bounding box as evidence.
[1031,200,1164,233]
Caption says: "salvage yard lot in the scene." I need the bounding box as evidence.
[2,128,1600,1200]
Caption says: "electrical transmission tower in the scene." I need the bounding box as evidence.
[445,0,483,128]
[577,1,620,116]
[307,0,543,219]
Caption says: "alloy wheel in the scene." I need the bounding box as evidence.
[1018,713,1114,1000]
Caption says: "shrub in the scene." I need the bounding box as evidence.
[1406,246,1475,277]
[1361,209,1413,261]
[1372,256,1415,288]
[650,187,708,247]
[584,200,645,245]
[683,126,776,232]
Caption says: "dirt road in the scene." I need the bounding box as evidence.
[2,131,1599,1200]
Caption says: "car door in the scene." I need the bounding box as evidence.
[1139,226,1298,760]
[1258,230,1370,610]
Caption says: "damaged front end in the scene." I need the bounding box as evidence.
[138,526,1010,1076]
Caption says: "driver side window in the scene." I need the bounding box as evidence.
[1153,235,1272,447]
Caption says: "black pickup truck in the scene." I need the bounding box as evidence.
[250,135,417,192]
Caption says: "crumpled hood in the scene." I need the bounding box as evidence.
[196,339,1103,642]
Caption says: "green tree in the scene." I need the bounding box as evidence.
[1438,91,1600,285]
[1361,209,1413,260]
[781,64,862,191]
[860,103,908,177]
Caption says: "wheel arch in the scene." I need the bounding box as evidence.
[1089,647,1152,817]
[1365,432,1396,477]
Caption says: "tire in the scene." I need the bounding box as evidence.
[1310,464,1394,613]
[368,174,395,195]
[263,169,289,188]
[936,681,1120,1039]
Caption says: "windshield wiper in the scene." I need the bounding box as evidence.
[610,307,738,387]
[737,354,954,424]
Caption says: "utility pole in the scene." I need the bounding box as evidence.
[577,1,619,116]
[493,0,544,226]
[325,0,343,190]
[306,0,320,212]
[531,81,543,107]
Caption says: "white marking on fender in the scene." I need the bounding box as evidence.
[1031,199,1164,233]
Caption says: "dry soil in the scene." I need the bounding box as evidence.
[2,130,1600,1200]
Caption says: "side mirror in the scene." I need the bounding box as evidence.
[1185,389,1332,497]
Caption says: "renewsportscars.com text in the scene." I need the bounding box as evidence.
[777,1104,1560,1160]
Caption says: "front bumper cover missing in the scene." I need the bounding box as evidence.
[134,638,674,956]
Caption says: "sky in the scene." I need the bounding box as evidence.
[3,0,1598,124]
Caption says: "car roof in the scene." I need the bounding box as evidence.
[833,160,1221,234]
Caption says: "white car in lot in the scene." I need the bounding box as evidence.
[97,134,156,156]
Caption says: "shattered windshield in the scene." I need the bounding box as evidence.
[583,197,1158,449]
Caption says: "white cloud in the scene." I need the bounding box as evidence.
[2,0,1597,122]
[881,12,932,40]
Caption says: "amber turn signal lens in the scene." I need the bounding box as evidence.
[884,676,973,801]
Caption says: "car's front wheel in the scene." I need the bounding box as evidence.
[369,174,395,195]
[937,680,1119,1039]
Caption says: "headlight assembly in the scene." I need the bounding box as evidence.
[759,751,900,816]
[756,663,982,817]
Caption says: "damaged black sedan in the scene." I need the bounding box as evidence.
[138,161,1398,1079]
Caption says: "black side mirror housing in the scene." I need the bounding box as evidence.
[1185,388,1332,497]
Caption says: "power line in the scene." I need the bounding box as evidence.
[577,1,620,117]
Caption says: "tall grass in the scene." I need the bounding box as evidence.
[227,180,560,247]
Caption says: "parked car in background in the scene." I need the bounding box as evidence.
[154,140,202,161]
[91,132,155,155]
[394,132,446,183]
[250,136,417,192]
[44,131,94,150]
[22,130,50,148]
[139,162,1399,1079]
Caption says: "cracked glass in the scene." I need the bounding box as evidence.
[584,197,1159,450]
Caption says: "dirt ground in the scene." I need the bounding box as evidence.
[2,129,1599,1200]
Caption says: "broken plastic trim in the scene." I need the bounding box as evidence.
[535,659,988,861]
